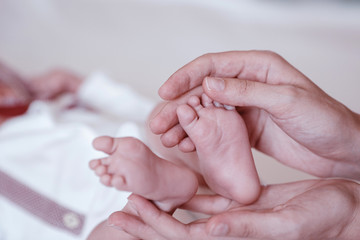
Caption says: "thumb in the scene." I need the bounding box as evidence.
[206,210,292,239]
[203,76,298,115]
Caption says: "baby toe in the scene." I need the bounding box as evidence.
[188,96,203,112]
[92,136,115,154]
[100,157,111,165]
[89,159,101,169]
[201,93,213,108]
[111,175,127,189]
[177,104,198,129]
[100,174,112,186]
[95,165,107,176]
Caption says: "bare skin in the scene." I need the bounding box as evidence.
[87,94,261,238]
[89,50,360,239]
[151,51,360,180]
[177,94,260,204]
[89,136,198,213]
[110,179,360,240]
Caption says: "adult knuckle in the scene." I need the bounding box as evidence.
[236,79,254,96]
[263,50,281,59]
[198,52,215,63]
[281,85,304,105]
[251,50,282,61]
[239,222,257,238]
[201,52,214,58]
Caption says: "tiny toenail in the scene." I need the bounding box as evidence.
[213,101,223,108]
[206,77,225,92]
[211,223,229,236]
[224,104,235,110]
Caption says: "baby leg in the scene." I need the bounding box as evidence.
[177,94,261,204]
[89,136,198,212]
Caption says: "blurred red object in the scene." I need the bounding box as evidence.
[0,105,30,117]
[0,61,33,117]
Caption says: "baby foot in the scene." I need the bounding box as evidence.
[89,136,198,212]
[177,94,261,204]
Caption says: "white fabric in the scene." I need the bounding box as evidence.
[0,73,155,240]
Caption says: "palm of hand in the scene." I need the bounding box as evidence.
[200,179,358,240]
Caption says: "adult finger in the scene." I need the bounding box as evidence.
[127,194,209,240]
[202,76,304,117]
[159,124,187,148]
[108,211,166,240]
[150,86,203,135]
[158,50,304,100]
[206,210,297,239]
[178,137,196,152]
[182,180,320,215]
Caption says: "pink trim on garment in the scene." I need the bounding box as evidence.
[0,169,85,235]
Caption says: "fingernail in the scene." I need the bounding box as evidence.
[211,223,229,236]
[205,77,225,91]
[108,223,123,231]
[107,219,123,230]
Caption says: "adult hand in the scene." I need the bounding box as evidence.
[150,51,360,180]
[109,179,360,240]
